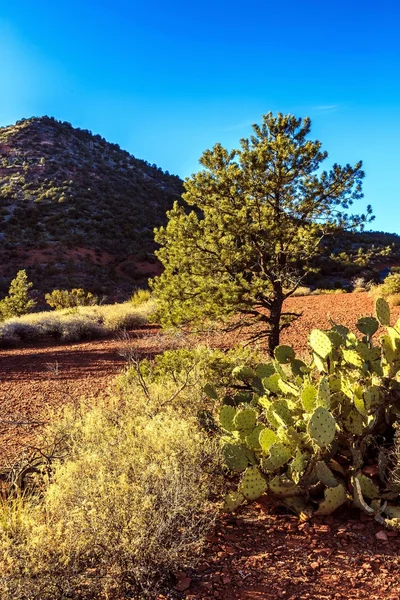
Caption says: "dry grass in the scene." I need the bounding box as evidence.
[290,286,312,297]
[0,299,156,346]
[0,383,222,599]
[388,293,400,307]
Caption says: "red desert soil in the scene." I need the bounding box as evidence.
[1,292,400,600]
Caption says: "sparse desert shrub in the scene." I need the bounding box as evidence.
[130,288,151,307]
[375,273,400,298]
[0,395,222,599]
[59,315,104,342]
[388,293,400,307]
[0,300,154,347]
[1,321,37,342]
[351,276,371,292]
[45,288,98,310]
[311,288,346,295]
[288,286,312,297]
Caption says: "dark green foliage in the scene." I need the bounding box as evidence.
[0,270,35,320]
[0,116,183,295]
[151,113,372,355]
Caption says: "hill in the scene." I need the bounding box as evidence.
[0,116,183,298]
[1,116,399,301]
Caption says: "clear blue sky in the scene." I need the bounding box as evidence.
[1,0,399,233]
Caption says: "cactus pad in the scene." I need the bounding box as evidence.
[232,365,255,380]
[261,442,293,472]
[290,448,309,483]
[245,424,264,450]
[342,349,364,369]
[376,297,390,326]
[291,358,308,378]
[278,378,299,396]
[222,442,248,472]
[219,405,237,432]
[233,408,257,431]
[383,504,400,519]
[313,352,327,373]
[268,401,294,428]
[353,393,367,416]
[317,377,331,409]
[259,427,278,452]
[239,467,267,500]
[356,316,379,337]
[263,373,281,393]
[308,407,336,447]
[315,484,348,515]
[301,385,317,412]
[309,329,333,359]
[274,344,295,364]
[268,475,299,497]
[256,362,275,379]
[344,409,364,435]
[223,490,245,512]
[315,461,338,487]
[364,386,381,411]
[355,473,380,499]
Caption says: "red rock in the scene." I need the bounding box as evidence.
[375,530,388,541]
[387,530,398,538]
[175,577,192,592]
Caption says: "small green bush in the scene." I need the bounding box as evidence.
[130,288,151,307]
[45,288,98,310]
[377,273,400,297]
[0,270,36,321]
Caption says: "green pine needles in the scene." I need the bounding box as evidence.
[151,112,373,355]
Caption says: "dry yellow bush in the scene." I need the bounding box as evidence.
[0,391,222,599]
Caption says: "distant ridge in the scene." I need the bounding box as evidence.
[0,116,183,297]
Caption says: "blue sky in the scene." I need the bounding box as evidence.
[1,0,399,233]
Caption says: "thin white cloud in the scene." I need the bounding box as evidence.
[313,104,339,113]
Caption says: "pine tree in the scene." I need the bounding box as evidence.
[151,113,373,354]
[0,270,36,320]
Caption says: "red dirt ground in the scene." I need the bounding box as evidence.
[1,292,400,599]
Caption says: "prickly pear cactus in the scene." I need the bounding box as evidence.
[376,297,390,326]
[218,298,400,527]
[309,329,333,359]
[234,408,257,431]
[232,365,256,380]
[356,316,379,337]
[239,467,267,500]
[219,405,237,432]
[308,407,336,447]
[274,345,295,364]
[315,484,348,515]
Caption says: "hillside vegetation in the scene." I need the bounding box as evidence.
[0,116,183,296]
[0,116,399,303]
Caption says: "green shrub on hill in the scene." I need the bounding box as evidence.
[45,288,98,309]
[0,270,35,321]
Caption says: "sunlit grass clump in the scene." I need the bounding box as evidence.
[0,298,156,346]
